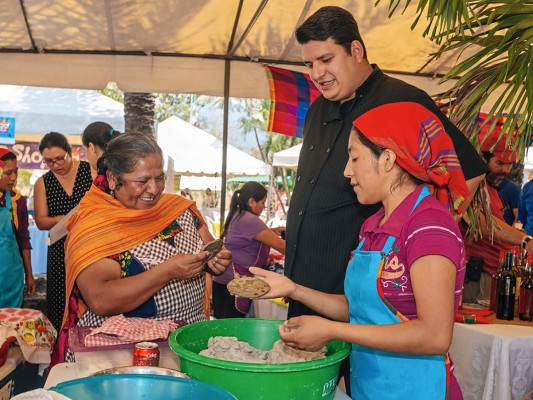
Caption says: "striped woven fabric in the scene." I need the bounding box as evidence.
[353,102,470,214]
[265,65,321,137]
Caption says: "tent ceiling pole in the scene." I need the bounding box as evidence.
[18,0,36,51]
[220,59,231,229]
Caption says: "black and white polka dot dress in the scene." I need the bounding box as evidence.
[43,161,92,331]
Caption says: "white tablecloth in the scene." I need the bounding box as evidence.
[449,323,533,400]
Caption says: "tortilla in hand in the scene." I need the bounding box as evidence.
[227,276,270,299]
[203,239,223,261]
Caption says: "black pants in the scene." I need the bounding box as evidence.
[212,281,246,319]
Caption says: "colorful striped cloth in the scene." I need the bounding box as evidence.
[265,65,321,138]
[353,102,470,214]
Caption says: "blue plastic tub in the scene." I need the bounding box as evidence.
[49,374,237,399]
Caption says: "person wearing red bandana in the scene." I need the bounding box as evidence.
[462,130,533,304]
[0,148,36,307]
[253,102,468,399]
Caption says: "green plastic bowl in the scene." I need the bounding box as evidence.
[168,318,350,400]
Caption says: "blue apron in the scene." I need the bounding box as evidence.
[345,186,448,399]
[0,191,25,308]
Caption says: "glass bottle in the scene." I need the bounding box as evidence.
[519,253,533,321]
[511,246,524,314]
[489,251,504,312]
[496,252,516,320]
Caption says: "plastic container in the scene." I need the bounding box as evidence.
[168,318,350,400]
[49,374,237,400]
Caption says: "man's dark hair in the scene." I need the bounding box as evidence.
[295,6,367,58]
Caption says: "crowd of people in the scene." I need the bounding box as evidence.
[1,5,531,398]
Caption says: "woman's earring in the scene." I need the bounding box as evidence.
[110,188,115,197]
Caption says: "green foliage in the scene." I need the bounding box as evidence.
[378,0,532,159]
[154,93,196,123]
[100,82,124,104]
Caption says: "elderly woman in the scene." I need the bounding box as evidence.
[52,133,231,363]
[252,102,469,399]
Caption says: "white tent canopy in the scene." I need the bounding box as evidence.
[0,84,125,144]
[157,116,270,177]
[0,0,476,97]
[272,143,302,169]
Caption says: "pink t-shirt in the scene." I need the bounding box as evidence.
[358,185,466,319]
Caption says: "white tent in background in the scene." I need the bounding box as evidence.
[157,116,270,180]
[272,144,302,169]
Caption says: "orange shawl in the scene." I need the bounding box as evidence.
[61,184,201,326]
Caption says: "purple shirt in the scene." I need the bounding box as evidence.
[0,189,31,250]
[215,211,268,285]
[359,185,466,319]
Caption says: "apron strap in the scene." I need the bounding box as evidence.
[355,185,431,254]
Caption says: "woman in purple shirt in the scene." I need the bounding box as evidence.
[253,102,468,399]
[0,149,35,307]
[213,182,285,318]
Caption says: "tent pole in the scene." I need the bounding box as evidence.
[220,59,230,230]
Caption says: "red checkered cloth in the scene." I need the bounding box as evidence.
[83,315,178,347]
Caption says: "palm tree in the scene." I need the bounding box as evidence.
[380,0,532,240]
[124,92,156,137]
[381,0,532,157]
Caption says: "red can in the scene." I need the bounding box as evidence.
[133,342,160,366]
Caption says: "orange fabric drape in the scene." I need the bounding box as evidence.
[62,185,203,326]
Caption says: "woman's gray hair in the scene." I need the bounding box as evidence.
[96,132,163,185]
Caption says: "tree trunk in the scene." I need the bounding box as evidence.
[124,92,155,137]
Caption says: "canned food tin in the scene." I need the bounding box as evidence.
[133,342,160,367]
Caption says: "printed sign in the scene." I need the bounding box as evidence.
[0,142,86,169]
[0,117,15,144]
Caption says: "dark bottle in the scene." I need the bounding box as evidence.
[490,250,505,312]
[496,252,516,320]
[511,246,523,312]
[519,253,533,321]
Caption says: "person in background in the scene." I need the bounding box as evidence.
[253,102,468,399]
[81,121,122,178]
[498,177,521,226]
[461,131,533,303]
[183,188,193,200]
[519,172,533,234]
[204,187,217,208]
[214,182,285,318]
[0,149,36,307]
[34,132,93,331]
[284,7,487,392]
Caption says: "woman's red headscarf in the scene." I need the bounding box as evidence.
[353,102,470,214]
[0,148,14,172]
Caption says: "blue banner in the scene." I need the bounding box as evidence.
[0,117,15,144]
